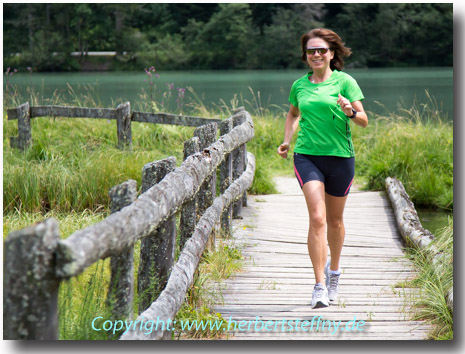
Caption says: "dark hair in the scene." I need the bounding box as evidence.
[300,28,352,71]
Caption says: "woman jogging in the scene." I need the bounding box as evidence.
[277,28,368,309]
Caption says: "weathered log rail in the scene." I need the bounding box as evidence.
[3,107,255,340]
[6,101,221,150]
[385,177,453,313]
[121,153,255,340]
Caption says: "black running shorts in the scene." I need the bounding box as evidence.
[293,153,355,197]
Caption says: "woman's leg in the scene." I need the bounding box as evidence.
[301,180,327,284]
[325,193,348,271]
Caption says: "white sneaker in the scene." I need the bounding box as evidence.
[325,259,340,302]
[311,283,329,309]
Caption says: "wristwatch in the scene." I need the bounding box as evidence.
[347,108,357,119]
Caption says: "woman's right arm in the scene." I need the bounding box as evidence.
[277,104,300,159]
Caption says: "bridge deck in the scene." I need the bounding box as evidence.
[214,177,431,340]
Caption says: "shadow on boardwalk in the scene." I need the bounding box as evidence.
[214,177,431,340]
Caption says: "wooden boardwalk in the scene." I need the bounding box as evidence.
[214,177,431,340]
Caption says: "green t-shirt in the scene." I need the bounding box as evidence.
[289,70,364,158]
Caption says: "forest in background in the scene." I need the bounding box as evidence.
[3,3,453,71]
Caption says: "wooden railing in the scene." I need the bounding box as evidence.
[3,106,255,340]
[6,101,221,150]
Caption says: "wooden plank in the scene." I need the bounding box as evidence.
[229,330,430,336]
[216,313,417,322]
[241,251,406,259]
[132,111,220,127]
[239,239,404,249]
[215,303,416,312]
[221,290,421,304]
[224,329,428,337]
[218,298,418,305]
[229,334,429,339]
[239,268,417,274]
[238,241,406,254]
[237,258,412,267]
[238,230,403,242]
[249,212,396,218]
[219,300,415,306]
[221,287,414,295]
[226,324,430,333]
[31,105,117,119]
[226,277,416,284]
[228,272,417,280]
[244,224,402,237]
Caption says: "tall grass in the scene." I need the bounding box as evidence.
[406,217,453,339]
[174,238,244,339]
[352,91,453,211]
[3,114,195,213]
[2,210,113,340]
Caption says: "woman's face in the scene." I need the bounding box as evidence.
[306,37,334,72]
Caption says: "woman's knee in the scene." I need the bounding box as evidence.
[327,215,344,230]
[309,213,326,231]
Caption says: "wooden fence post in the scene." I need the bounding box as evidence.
[194,122,218,214]
[116,102,132,149]
[138,157,177,314]
[10,102,32,150]
[180,137,200,249]
[232,109,246,218]
[3,218,60,340]
[194,122,218,249]
[219,118,233,237]
[107,179,138,321]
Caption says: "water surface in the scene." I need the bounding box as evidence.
[5,67,453,118]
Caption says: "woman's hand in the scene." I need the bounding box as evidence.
[277,142,290,159]
[337,94,353,116]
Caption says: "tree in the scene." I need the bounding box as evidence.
[326,3,453,67]
[2,3,453,71]
[399,3,453,66]
[260,4,324,69]
[325,3,381,67]
[184,3,256,69]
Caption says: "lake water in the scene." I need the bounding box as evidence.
[5,67,453,119]
[416,209,452,238]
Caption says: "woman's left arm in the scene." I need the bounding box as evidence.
[337,94,368,128]
[350,100,368,128]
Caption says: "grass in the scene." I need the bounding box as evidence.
[405,217,453,340]
[3,115,196,214]
[173,237,245,339]
[3,83,453,340]
[3,209,113,340]
[352,92,453,211]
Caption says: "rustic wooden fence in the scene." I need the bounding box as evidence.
[3,106,255,340]
[6,101,222,150]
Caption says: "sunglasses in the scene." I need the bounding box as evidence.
[306,47,330,55]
